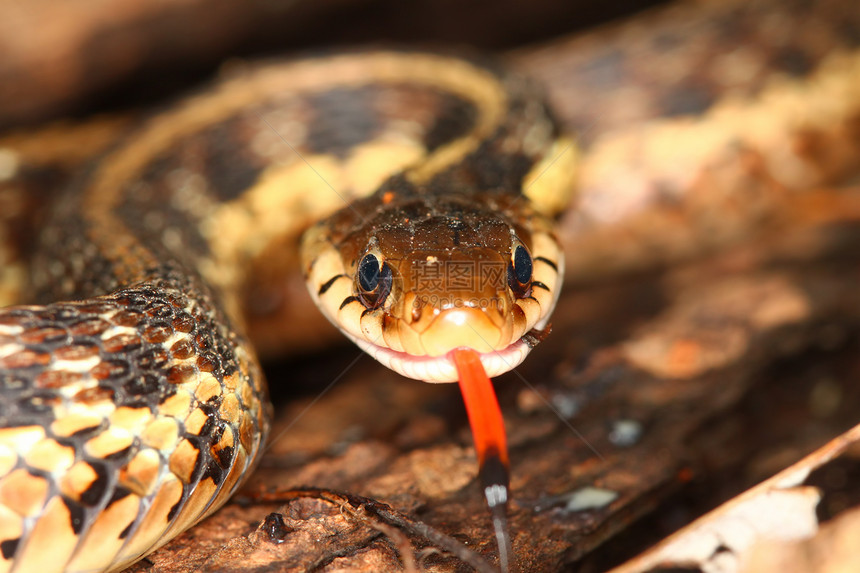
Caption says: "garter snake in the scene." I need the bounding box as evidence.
[2,0,860,570]
[0,51,575,572]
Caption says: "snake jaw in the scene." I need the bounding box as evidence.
[343,328,533,383]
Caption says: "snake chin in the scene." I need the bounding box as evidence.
[345,332,532,383]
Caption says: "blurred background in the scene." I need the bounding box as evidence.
[0,0,666,128]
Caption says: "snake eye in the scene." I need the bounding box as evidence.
[507,244,533,298]
[356,253,393,309]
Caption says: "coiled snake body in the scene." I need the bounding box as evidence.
[0,52,573,572]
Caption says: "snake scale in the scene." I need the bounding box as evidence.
[2,0,860,571]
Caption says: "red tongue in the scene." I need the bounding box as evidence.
[451,347,509,468]
[451,347,513,572]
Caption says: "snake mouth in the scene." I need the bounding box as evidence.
[344,331,533,383]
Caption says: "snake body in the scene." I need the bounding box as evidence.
[0,52,572,572]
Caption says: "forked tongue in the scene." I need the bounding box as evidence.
[451,347,513,573]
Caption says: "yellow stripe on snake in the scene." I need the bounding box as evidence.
[0,51,574,572]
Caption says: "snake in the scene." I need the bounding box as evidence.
[0,51,575,572]
[3,0,859,569]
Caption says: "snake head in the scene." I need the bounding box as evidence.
[302,191,563,382]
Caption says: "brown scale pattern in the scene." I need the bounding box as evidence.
[0,273,268,572]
